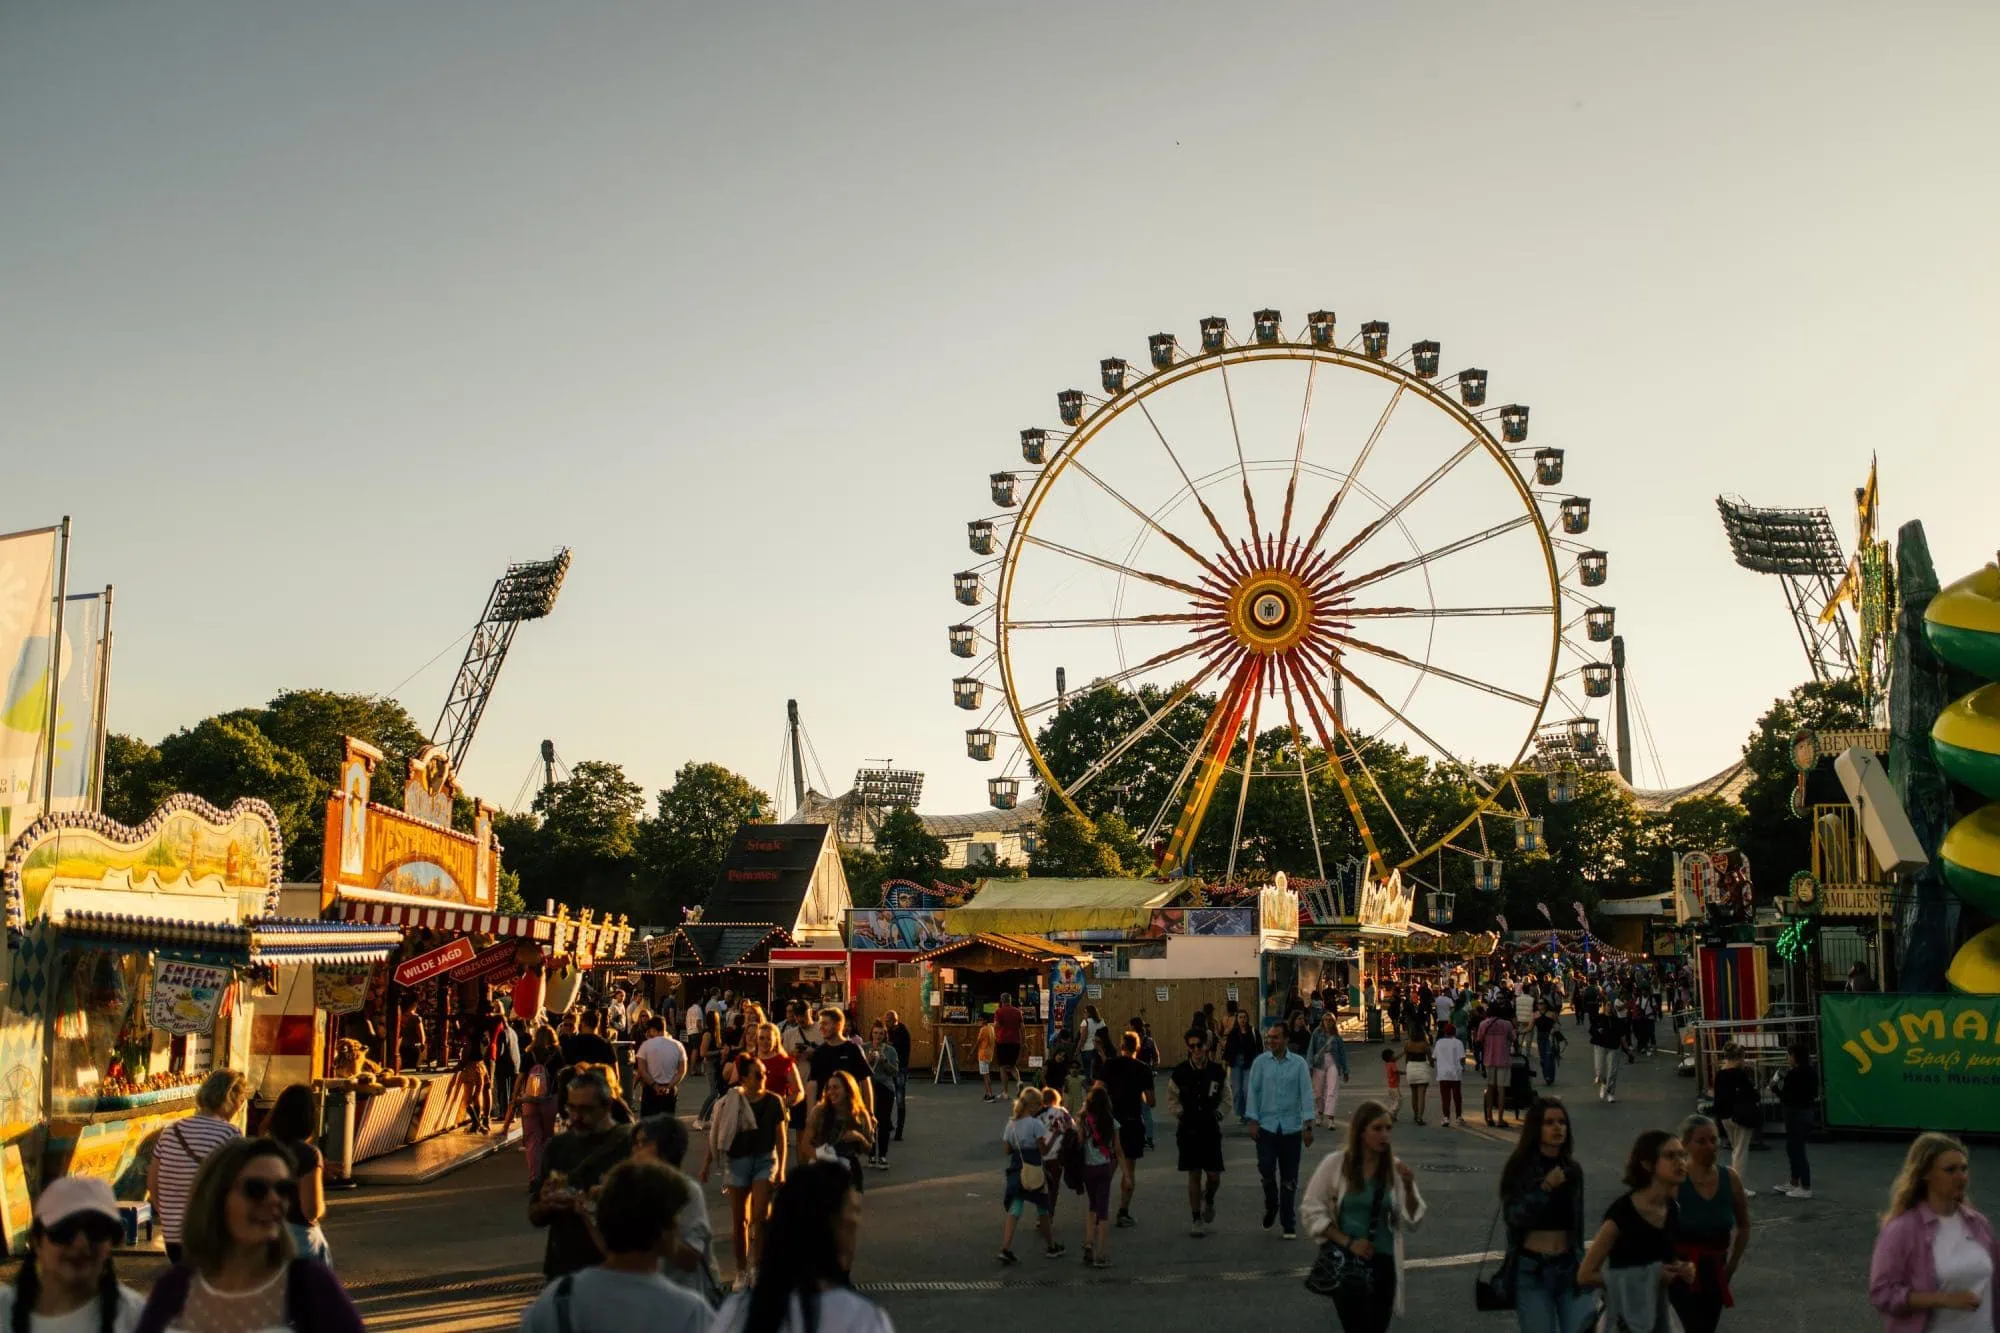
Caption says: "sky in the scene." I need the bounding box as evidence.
[4,2,1995,822]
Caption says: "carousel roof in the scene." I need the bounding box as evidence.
[1612,760,1752,814]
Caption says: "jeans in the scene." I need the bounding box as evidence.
[1537,1036,1558,1084]
[1330,1253,1397,1333]
[1080,1050,1098,1089]
[1513,1251,1593,1333]
[1233,1059,1253,1120]
[1784,1106,1812,1189]
[1592,1046,1619,1094]
[1254,1129,1303,1231]
[698,1058,724,1120]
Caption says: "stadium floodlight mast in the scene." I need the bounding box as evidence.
[433,549,573,769]
[1715,497,1859,684]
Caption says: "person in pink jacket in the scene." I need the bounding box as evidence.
[1868,1132,1998,1332]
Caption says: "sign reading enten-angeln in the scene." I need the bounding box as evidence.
[1821,993,2000,1134]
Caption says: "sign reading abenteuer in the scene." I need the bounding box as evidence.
[393,937,477,988]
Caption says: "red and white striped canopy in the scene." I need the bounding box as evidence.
[337,897,554,942]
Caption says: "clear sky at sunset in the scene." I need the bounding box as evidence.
[4,3,1995,817]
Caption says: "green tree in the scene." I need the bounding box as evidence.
[874,807,949,886]
[841,846,887,909]
[495,867,527,915]
[1737,678,1868,893]
[248,690,435,879]
[154,716,321,873]
[636,762,771,920]
[1028,809,1129,877]
[102,733,166,825]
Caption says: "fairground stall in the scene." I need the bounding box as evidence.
[0,796,396,1249]
[648,924,795,1009]
[318,739,628,1176]
[911,933,1088,1082]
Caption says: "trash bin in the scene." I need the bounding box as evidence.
[1366,1007,1384,1042]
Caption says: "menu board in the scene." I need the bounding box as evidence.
[149,960,230,1036]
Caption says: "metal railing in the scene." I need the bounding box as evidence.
[1688,1014,1819,1122]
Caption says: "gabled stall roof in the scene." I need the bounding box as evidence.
[916,932,1088,970]
[941,877,1182,935]
[650,923,795,970]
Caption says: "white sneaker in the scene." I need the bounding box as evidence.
[1741,1185,1757,1197]
[1789,1188,1813,1199]
[1771,1184,1795,1197]
[1605,1093,1616,1104]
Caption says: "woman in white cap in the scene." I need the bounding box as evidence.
[0,1174,145,1333]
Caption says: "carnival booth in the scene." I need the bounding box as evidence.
[913,933,1088,1080]
[649,925,795,1008]
[0,796,397,1248]
[318,739,629,1173]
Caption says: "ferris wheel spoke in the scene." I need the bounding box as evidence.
[1132,396,1247,568]
[1216,357,1262,548]
[1018,533,1220,602]
[1336,513,1537,598]
[1313,439,1480,577]
[1303,384,1405,553]
[1274,670,1327,880]
[1276,359,1321,551]
[1155,654,1264,875]
[1066,655,1231,798]
[1222,666,1265,883]
[1288,661,1422,859]
[1339,603,1555,620]
[1017,634,1228,721]
[1066,456,1232,581]
[1302,645,1495,794]
[1004,613,1214,631]
[1318,630,1541,709]
[1276,655,1389,883]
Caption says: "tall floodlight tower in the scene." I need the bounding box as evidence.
[1716,498,1858,684]
[433,549,572,769]
[1611,635,1633,783]
[787,700,809,817]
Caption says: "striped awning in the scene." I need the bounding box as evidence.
[56,911,404,966]
[336,898,556,941]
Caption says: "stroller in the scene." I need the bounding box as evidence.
[1506,1045,1537,1116]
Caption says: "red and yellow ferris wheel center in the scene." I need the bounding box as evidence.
[1222,567,1322,655]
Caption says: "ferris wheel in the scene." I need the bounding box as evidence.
[948,308,1617,890]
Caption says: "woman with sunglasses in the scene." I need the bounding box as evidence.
[134,1138,362,1333]
[2,1176,143,1333]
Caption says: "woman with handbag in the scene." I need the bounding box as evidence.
[1401,1029,1434,1127]
[998,1087,1059,1264]
[1300,1099,1427,1332]
[1496,1096,1593,1333]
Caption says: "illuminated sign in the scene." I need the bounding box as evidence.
[321,737,499,910]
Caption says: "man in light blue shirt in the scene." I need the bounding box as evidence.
[1244,1019,1315,1238]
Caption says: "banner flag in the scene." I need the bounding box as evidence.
[1821,993,2000,1134]
[47,591,107,813]
[0,527,60,808]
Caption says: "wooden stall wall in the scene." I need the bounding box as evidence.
[1088,978,1242,1046]
[852,978,933,1070]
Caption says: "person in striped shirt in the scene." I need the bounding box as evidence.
[147,1069,248,1264]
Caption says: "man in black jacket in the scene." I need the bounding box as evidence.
[1588,1001,1632,1104]
[885,1010,912,1141]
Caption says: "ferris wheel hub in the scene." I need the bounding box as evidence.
[1224,566,1321,655]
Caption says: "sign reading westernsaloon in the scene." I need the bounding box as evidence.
[1821,993,2000,1134]
[320,737,499,911]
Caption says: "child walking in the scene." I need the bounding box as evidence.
[1380,1046,1403,1122]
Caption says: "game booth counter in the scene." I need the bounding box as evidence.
[909,933,1089,1081]
[317,738,630,1181]
[0,795,398,1252]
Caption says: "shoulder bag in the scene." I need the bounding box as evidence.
[1303,1179,1386,1299]
[1473,1198,1515,1310]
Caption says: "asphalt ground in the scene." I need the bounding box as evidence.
[60,1040,1920,1330]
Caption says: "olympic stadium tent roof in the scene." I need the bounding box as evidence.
[1612,760,1752,815]
[941,877,1183,935]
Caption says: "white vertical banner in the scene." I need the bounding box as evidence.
[47,591,108,813]
[0,526,61,808]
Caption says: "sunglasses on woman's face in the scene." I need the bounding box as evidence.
[46,1218,123,1247]
[236,1177,299,1204]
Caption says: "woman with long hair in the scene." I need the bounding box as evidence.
[696,1011,728,1129]
[1577,1131,1696,1333]
[711,1160,891,1333]
[1300,1099,1426,1332]
[509,1024,563,1180]
[803,1070,877,1194]
[700,1054,789,1292]
[1401,1026,1434,1127]
[147,1069,246,1266]
[0,1176,143,1333]
[1670,1114,1751,1333]
[262,1084,332,1267]
[133,1138,362,1333]
[997,1086,1054,1265]
[1077,1005,1106,1087]
[1078,1083,1123,1269]
[753,1021,806,1123]
[1869,1132,1997,1328]
[1499,1097,1591,1333]
[1223,1010,1259,1125]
